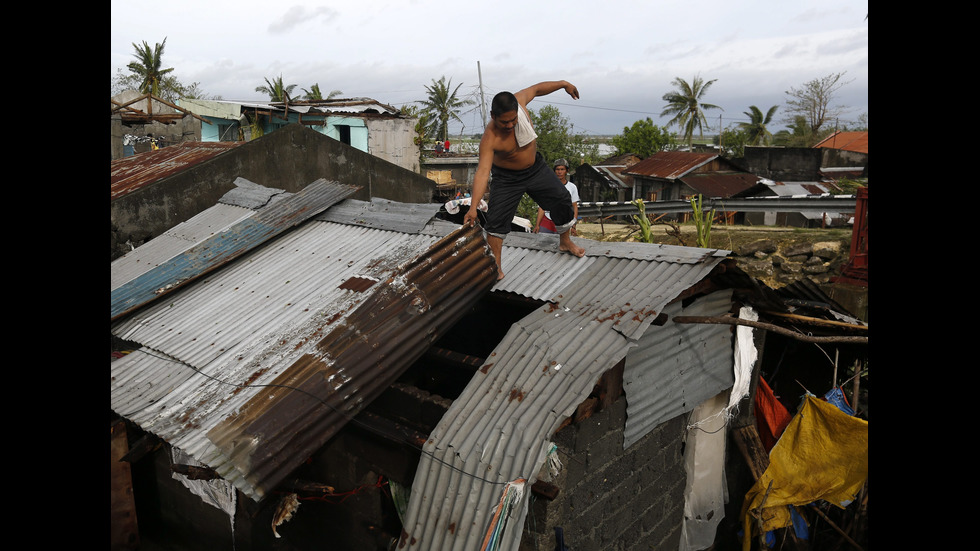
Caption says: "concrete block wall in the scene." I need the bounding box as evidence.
[522,396,688,551]
[111,124,437,261]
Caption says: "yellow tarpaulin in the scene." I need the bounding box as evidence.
[741,394,868,550]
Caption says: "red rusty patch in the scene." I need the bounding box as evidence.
[508,388,525,402]
[338,276,377,292]
[232,367,270,396]
[480,362,494,373]
[448,522,456,534]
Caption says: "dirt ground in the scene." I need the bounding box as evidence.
[573,221,853,254]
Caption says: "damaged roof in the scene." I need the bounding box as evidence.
[111,141,243,200]
[398,237,732,550]
[111,179,736,549]
[111,181,495,500]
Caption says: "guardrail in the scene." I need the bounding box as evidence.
[577,195,858,218]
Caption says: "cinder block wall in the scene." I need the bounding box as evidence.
[523,396,687,551]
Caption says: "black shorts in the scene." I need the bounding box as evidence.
[486,153,575,237]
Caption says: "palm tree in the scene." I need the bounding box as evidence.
[302,83,343,101]
[256,75,297,102]
[738,105,779,146]
[417,76,474,141]
[127,37,174,96]
[660,75,722,150]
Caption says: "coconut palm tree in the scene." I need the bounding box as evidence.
[302,83,343,101]
[127,37,174,97]
[417,76,474,141]
[660,75,722,150]
[256,75,297,102]
[738,105,779,146]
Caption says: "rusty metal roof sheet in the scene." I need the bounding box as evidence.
[111,211,497,500]
[679,172,760,198]
[813,131,868,154]
[111,141,244,200]
[399,241,732,550]
[624,151,719,179]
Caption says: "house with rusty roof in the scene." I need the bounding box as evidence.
[623,151,759,208]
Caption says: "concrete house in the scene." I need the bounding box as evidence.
[111,90,421,173]
[734,146,860,228]
[177,97,421,173]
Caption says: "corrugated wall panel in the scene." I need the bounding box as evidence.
[622,289,736,448]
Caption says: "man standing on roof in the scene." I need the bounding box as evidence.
[534,158,579,235]
[463,81,586,280]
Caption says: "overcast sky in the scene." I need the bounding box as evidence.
[110,0,868,136]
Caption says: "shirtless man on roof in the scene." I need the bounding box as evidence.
[463,80,586,280]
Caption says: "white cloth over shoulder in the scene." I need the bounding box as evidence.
[515,105,537,147]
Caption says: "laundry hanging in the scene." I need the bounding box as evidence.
[740,394,868,550]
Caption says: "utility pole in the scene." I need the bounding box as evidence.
[477,61,487,128]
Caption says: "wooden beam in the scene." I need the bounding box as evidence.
[672,314,868,344]
[110,420,140,549]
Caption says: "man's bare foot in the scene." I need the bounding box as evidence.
[559,243,586,257]
[558,231,586,258]
[497,271,506,281]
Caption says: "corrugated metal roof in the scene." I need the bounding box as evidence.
[813,131,868,154]
[111,180,737,545]
[111,179,358,321]
[111,141,244,200]
[290,98,401,116]
[111,202,255,290]
[398,241,731,550]
[624,151,718,179]
[111,211,497,500]
[679,172,760,198]
[768,181,836,196]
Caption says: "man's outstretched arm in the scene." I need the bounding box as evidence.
[514,80,579,106]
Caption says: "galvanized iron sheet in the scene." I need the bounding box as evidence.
[316,198,443,234]
[110,141,243,200]
[110,179,357,321]
[622,289,736,448]
[398,251,729,551]
[624,151,718,179]
[111,221,497,500]
[111,203,255,290]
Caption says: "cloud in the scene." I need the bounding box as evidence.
[268,5,338,34]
